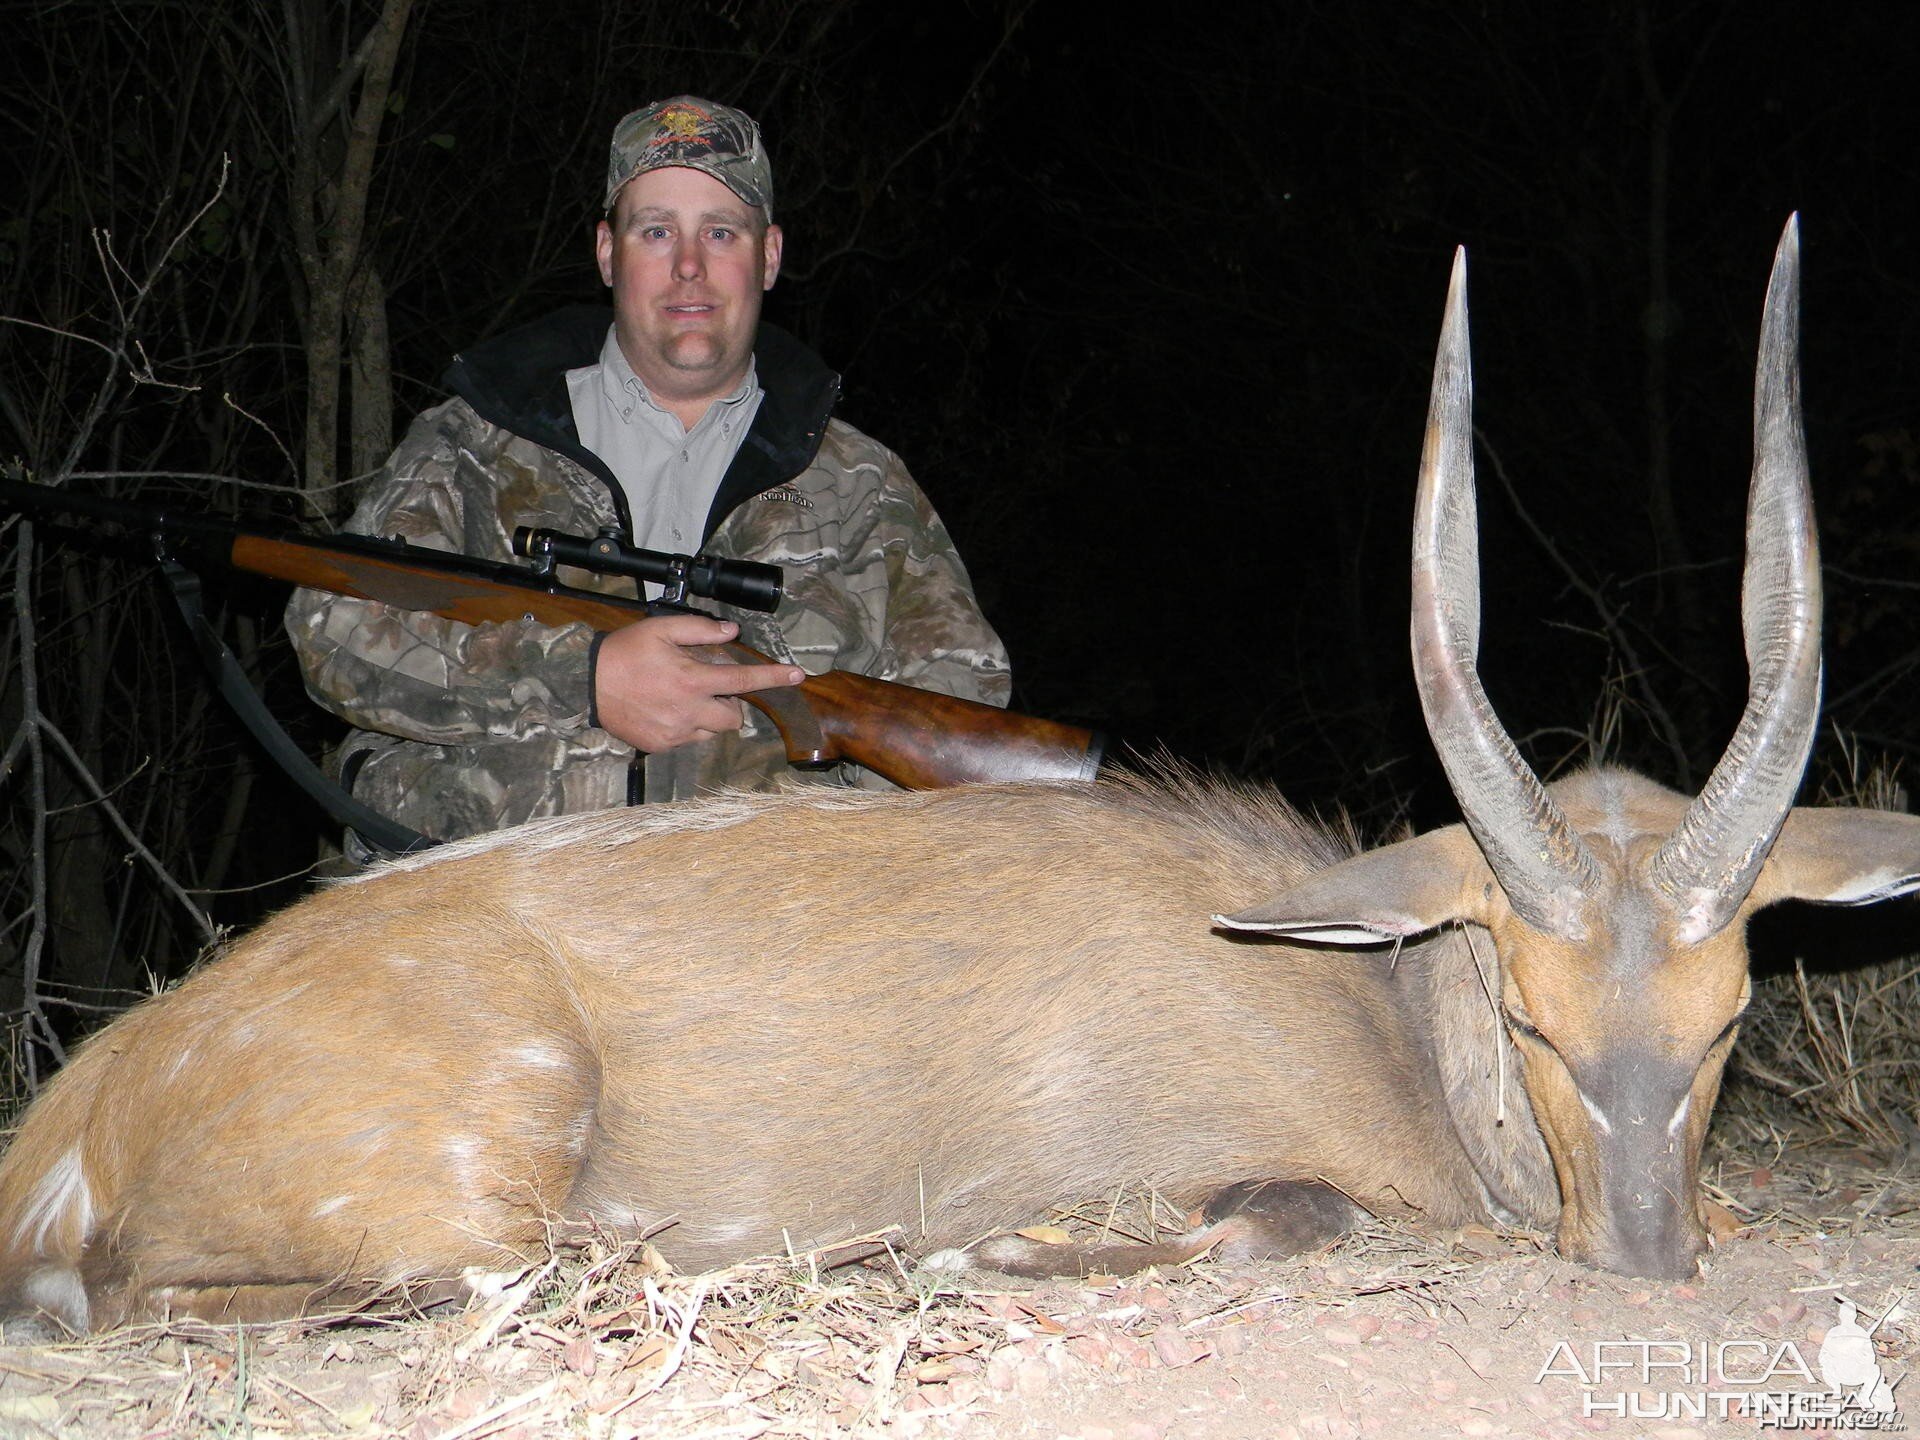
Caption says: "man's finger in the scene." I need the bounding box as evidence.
[646,612,744,646]
[710,660,806,695]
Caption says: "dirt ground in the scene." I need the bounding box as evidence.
[0,1145,1912,1440]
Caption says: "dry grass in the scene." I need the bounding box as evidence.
[0,1202,1522,1439]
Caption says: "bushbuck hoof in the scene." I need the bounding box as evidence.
[960,1178,1360,1278]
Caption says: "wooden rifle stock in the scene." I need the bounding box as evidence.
[225,534,1104,790]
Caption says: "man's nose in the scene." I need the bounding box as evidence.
[672,238,704,281]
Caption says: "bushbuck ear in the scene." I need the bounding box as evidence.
[1752,806,1920,908]
[1215,825,1493,944]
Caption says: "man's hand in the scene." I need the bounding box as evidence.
[591,613,804,753]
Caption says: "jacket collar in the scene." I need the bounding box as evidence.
[443,305,840,543]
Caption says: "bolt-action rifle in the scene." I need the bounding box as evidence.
[0,478,1105,819]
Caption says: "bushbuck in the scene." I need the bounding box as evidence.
[3,218,1917,1333]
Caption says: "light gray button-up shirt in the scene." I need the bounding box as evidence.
[566,326,764,572]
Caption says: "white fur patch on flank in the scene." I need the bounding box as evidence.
[512,1043,570,1070]
[312,1195,355,1219]
[13,1149,93,1257]
[445,1134,485,1191]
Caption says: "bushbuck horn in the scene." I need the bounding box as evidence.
[1651,215,1823,943]
[1410,246,1601,940]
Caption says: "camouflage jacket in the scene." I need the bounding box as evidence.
[286,307,1010,845]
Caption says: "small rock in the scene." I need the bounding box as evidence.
[1152,1333,1210,1368]
[986,1352,1020,1392]
[1066,1334,1113,1370]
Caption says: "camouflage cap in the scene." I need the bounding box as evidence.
[604,96,773,216]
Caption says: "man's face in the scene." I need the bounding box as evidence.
[596,166,783,420]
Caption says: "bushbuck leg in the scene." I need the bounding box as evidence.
[965,1179,1360,1278]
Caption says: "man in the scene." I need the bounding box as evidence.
[287,97,1009,851]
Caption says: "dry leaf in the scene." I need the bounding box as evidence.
[1013,1225,1073,1244]
[1451,1223,1511,1258]
[615,1333,674,1375]
[1705,1199,1745,1242]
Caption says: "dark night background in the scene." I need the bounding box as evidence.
[2,1,1918,1039]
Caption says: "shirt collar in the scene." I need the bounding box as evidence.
[596,326,758,427]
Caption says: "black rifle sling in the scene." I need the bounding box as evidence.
[160,561,438,856]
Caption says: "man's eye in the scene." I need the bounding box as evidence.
[708,228,735,241]
[642,226,670,240]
